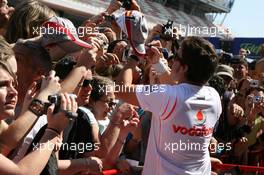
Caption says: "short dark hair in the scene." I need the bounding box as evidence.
[107,39,127,53]
[208,75,225,97]
[181,36,218,85]
[90,76,114,102]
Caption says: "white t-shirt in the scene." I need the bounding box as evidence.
[97,118,110,135]
[12,115,47,163]
[12,106,96,162]
[136,83,222,175]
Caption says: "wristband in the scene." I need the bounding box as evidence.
[152,59,168,75]
[28,99,45,116]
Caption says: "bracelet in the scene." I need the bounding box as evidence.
[28,99,45,116]
[46,127,60,135]
[152,59,168,75]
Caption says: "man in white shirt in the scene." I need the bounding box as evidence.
[117,36,221,175]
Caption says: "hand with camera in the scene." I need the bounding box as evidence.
[245,92,264,125]
[27,71,61,116]
[76,37,105,69]
[47,93,78,133]
[146,24,163,43]
[146,40,163,64]
[36,70,61,102]
[97,53,120,67]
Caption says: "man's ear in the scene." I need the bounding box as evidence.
[181,64,188,74]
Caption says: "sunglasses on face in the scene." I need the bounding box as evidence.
[122,47,130,62]
[100,99,117,108]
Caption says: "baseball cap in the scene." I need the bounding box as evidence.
[115,10,148,56]
[216,64,234,80]
[41,16,92,53]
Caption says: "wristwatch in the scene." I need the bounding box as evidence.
[28,99,45,116]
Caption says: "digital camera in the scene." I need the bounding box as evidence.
[160,20,174,41]
[249,79,264,89]
[44,94,77,114]
[253,95,262,103]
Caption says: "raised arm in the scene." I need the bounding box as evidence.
[0,93,77,175]
[0,71,61,155]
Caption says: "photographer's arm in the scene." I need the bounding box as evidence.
[85,103,138,159]
[104,116,139,166]
[116,62,134,86]
[115,86,139,106]
[60,66,87,93]
[0,71,61,156]
[58,157,102,175]
[0,93,75,175]
[0,129,60,175]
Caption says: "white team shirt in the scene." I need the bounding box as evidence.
[136,83,222,175]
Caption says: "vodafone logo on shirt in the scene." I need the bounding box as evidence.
[195,110,206,126]
[171,110,213,137]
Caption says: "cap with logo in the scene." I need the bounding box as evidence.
[41,16,92,53]
[115,10,148,56]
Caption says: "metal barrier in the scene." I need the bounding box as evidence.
[213,163,264,173]
[103,163,264,174]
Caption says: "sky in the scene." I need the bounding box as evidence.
[215,0,264,38]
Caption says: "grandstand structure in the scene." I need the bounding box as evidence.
[36,0,235,37]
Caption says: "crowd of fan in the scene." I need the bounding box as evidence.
[0,0,264,174]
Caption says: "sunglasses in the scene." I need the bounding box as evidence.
[122,47,130,61]
[100,99,117,108]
